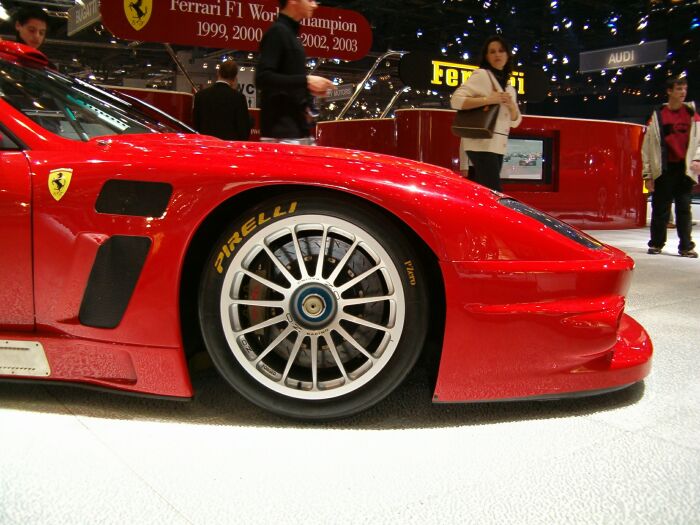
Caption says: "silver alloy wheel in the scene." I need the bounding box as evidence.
[218,214,406,400]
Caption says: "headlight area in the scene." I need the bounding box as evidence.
[499,198,604,250]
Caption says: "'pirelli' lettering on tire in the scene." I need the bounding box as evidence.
[214,202,298,273]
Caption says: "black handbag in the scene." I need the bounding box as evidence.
[451,71,501,139]
[451,104,499,139]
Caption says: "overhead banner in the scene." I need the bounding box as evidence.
[579,40,667,73]
[101,1,372,61]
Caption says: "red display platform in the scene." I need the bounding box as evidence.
[318,109,647,229]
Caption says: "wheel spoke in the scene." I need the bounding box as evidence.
[240,269,289,295]
[327,238,360,285]
[324,335,350,381]
[314,225,329,279]
[291,227,309,279]
[310,335,319,391]
[253,325,296,365]
[341,295,393,307]
[336,265,381,293]
[227,298,285,308]
[281,332,304,383]
[262,243,296,286]
[343,313,392,332]
[235,313,287,335]
[335,325,376,362]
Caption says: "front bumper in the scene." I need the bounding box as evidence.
[432,258,652,402]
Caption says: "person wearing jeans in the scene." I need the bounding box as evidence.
[643,76,700,258]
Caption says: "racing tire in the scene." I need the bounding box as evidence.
[198,191,429,420]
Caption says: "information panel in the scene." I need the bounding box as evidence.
[101,1,372,61]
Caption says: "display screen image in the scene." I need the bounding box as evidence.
[501,138,549,182]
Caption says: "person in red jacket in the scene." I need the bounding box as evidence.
[642,76,700,258]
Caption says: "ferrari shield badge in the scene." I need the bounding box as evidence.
[124,0,152,31]
[48,168,72,201]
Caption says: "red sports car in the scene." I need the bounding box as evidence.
[519,154,538,166]
[0,42,651,420]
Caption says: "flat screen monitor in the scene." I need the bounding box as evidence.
[501,137,553,184]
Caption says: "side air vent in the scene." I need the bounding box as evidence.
[79,235,152,328]
[95,180,172,217]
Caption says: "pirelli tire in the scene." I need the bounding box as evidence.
[198,191,429,420]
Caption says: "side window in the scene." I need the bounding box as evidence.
[1,77,83,140]
[1,67,153,140]
[0,128,20,151]
[1,61,186,139]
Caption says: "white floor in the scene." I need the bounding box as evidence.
[1,226,699,525]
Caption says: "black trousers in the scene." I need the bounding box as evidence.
[466,151,504,192]
[649,161,695,251]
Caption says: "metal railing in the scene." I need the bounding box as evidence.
[335,50,406,120]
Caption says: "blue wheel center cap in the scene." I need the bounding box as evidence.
[291,285,337,328]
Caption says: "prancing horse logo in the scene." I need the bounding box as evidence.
[48,168,73,202]
[124,0,152,31]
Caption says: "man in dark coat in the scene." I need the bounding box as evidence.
[255,0,333,143]
[192,59,251,141]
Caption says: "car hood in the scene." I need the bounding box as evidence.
[85,133,619,263]
[91,133,464,183]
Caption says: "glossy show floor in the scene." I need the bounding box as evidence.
[1,225,699,525]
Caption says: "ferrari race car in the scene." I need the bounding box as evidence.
[519,155,537,166]
[0,42,652,420]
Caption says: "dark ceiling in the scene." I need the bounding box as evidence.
[1,0,698,122]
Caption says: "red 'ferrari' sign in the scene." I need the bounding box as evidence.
[101,0,372,61]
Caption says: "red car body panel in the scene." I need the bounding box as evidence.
[0,151,34,330]
[435,259,651,401]
[0,42,652,404]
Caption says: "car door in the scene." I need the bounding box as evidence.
[0,125,34,330]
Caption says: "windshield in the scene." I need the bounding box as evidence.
[0,59,190,140]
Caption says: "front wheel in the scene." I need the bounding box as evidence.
[198,192,429,420]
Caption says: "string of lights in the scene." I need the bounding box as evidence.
[0,0,697,122]
[319,0,699,121]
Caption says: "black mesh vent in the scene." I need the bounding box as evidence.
[96,180,172,217]
[79,236,152,328]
